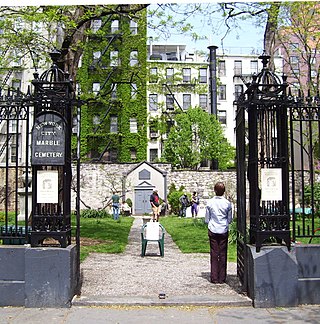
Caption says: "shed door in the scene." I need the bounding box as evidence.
[135,189,153,215]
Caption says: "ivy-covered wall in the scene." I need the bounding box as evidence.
[75,9,147,162]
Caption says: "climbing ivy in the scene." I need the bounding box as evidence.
[74,10,148,162]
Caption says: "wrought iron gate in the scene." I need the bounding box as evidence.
[0,50,82,292]
[236,52,320,288]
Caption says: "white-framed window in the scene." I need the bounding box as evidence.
[130,20,138,35]
[130,50,138,66]
[12,79,21,90]
[131,83,137,99]
[183,68,191,83]
[149,149,158,162]
[199,94,207,109]
[93,51,101,65]
[149,94,158,111]
[91,19,101,32]
[166,68,174,84]
[110,116,118,133]
[166,94,174,110]
[149,67,158,83]
[9,119,17,133]
[218,85,226,100]
[111,20,119,33]
[218,110,227,124]
[10,144,16,163]
[199,68,207,83]
[110,50,119,67]
[235,84,244,100]
[93,115,100,125]
[250,60,258,74]
[218,60,226,76]
[130,118,138,133]
[92,82,100,95]
[183,94,191,110]
[234,60,242,75]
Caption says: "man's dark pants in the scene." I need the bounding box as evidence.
[208,230,228,283]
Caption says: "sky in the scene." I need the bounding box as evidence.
[147,3,265,55]
[3,0,265,55]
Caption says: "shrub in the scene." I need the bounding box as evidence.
[167,183,186,215]
[81,209,111,218]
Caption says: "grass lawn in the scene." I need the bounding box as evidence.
[160,216,237,262]
[75,216,134,262]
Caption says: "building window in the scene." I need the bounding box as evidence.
[9,119,17,133]
[150,149,158,162]
[130,118,138,133]
[290,56,299,75]
[149,67,158,83]
[93,51,101,65]
[199,94,208,109]
[110,50,119,67]
[130,50,138,66]
[234,60,242,75]
[218,60,226,76]
[130,149,137,160]
[109,149,117,162]
[10,144,16,163]
[166,68,174,84]
[149,94,158,111]
[111,20,119,33]
[92,82,100,95]
[289,43,299,52]
[12,79,21,90]
[218,85,226,100]
[183,68,191,83]
[183,94,191,110]
[218,110,227,125]
[199,68,207,83]
[131,83,137,99]
[130,20,138,34]
[149,126,158,139]
[111,83,117,99]
[166,94,174,110]
[91,19,101,32]
[250,60,258,74]
[93,115,100,125]
[235,84,244,100]
[110,116,118,133]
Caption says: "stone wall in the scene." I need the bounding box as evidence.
[71,162,238,211]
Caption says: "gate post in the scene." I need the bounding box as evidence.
[30,49,74,247]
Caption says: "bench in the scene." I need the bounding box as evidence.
[141,222,165,257]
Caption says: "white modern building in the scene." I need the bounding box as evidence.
[146,43,284,163]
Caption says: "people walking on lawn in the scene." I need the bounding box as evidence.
[111,191,120,220]
[191,191,199,217]
[179,193,190,218]
[150,189,161,222]
[205,182,233,284]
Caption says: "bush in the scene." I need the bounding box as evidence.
[167,183,186,215]
[81,209,111,218]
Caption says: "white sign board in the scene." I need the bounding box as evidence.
[261,168,282,201]
[37,170,58,203]
[146,222,160,240]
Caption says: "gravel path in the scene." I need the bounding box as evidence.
[79,217,244,299]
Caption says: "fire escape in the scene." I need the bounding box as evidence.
[87,18,123,162]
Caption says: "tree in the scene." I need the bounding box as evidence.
[274,1,320,95]
[161,107,235,170]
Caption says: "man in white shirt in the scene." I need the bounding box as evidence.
[205,182,233,284]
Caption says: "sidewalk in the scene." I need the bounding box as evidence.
[1,216,319,323]
[73,216,251,307]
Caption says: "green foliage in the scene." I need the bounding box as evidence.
[81,209,111,219]
[160,216,236,261]
[161,107,235,170]
[167,183,186,215]
[78,216,134,261]
[304,183,320,212]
